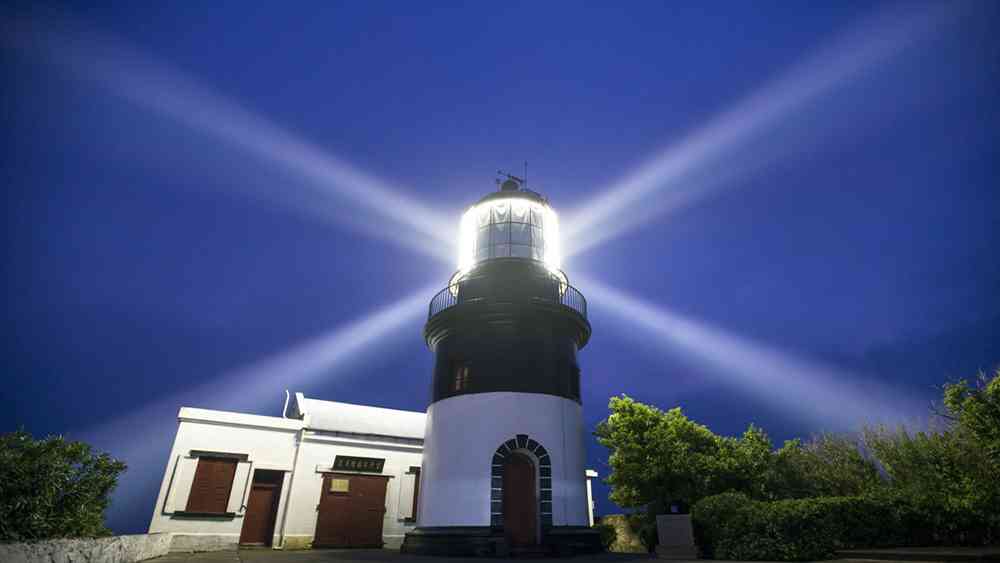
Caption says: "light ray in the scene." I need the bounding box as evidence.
[2,13,454,264]
[72,284,435,532]
[563,2,959,259]
[579,275,925,431]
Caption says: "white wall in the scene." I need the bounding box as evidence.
[418,392,589,528]
[148,409,302,550]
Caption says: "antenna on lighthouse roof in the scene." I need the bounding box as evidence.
[497,169,524,191]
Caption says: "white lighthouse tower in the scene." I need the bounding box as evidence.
[402,176,599,556]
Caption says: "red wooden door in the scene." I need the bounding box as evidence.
[314,474,389,548]
[503,453,537,546]
[240,470,283,546]
[240,485,278,545]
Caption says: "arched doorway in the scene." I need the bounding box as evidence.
[502,452,537,546]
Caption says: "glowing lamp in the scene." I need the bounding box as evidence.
[456,192,561,275]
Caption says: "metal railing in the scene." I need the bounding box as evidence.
[428,276,587,320]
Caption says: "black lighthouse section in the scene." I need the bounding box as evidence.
[425,259,590,405]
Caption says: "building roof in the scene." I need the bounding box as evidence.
[287,392,426,440]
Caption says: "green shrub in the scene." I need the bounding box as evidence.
[693,490,1000,561]
[0,430,126,542]
[594,522,617,550]
[626,512,658,552]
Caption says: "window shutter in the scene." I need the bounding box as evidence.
[226,461,253,514]
[165,456,199,513]
[397,467,420,520]
[186,457,238,513]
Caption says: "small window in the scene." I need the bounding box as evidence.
[329,478,350,493]
[185,457,238,514]
[453,362,470,392]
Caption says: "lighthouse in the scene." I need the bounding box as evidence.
[402,175,600,556]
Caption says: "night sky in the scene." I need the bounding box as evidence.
[3,1,998,533]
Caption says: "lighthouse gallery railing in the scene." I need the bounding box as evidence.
[428,276,587,320]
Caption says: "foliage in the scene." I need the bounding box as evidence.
[764,434,881,499]
[627,512,658,552]
[863,423,1000,544]
[942,367,1000,466]
[692,492,899,561]
[594,396,775,510]
[0,430,127,542]
[594,395,878,509]
[594,522,617,550]
[597,368,1000,554]
[693,489,999,561]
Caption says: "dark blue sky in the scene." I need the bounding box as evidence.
[3,1,998,533]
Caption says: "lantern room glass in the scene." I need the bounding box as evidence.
[457,195,561,276]
[472,199,545,264]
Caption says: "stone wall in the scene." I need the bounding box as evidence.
[0,533,171,563]
[166,534,239,553]
[600,514,647,553]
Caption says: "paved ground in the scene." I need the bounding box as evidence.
[153,546,1000,563]
[155,550,654,563]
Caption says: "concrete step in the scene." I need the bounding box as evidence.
[835,548,1000,562]
[656,545,698,560]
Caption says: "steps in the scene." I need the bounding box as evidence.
[835,548,1000,562]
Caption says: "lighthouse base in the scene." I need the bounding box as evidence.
[400,526,602,557]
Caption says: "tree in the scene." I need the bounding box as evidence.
[595,396,719,510]
[766,434,881,500]
[942,367,1000,466]
[595,395,884,511]
[0,430,127,542]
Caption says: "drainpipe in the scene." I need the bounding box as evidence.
[277,408,307,548]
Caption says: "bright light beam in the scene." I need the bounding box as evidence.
[563,2,959,259]
[2,14,454,264]
[579,275,925,431]
[73,284,436,533]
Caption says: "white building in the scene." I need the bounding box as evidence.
[149,392,597,552]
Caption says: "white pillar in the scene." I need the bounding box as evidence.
[585,469,598,526]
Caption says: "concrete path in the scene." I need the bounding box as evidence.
[153,546,1000,563]
[154,549,653,563]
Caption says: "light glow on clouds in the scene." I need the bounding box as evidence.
[562,2,958,259]
[2,14,454,264]
[579,275,925,431]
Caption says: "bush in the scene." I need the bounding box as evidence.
[693,490,1000,561]
[627,512,658,552]
[0,430,126,542]
[594,522,617,550]
[693,492,889,560]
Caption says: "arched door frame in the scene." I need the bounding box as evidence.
[490,434,552,536]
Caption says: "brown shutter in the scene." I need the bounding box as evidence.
[186,457,238,513]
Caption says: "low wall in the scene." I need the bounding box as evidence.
[0,533,171,563]
[166,534,238,553]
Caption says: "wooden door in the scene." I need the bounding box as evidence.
[240,470,283,546]
[314,473,389,548]
[503,452,537,546]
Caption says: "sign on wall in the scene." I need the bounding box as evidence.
[332,455,385,473]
